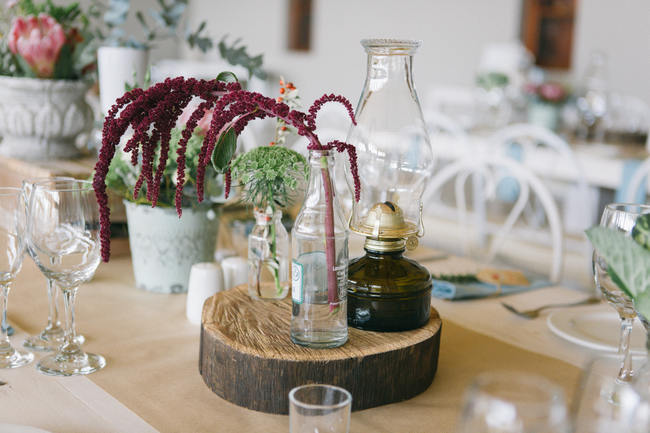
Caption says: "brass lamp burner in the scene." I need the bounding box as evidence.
[355,201,419,251]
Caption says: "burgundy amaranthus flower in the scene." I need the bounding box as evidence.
[93,76,361,265]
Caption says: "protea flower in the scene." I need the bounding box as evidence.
[8,14,65,78]
[179,105,214,135]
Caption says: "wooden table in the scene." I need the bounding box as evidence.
[0,244,602,433]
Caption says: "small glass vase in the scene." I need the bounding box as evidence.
[248,208,290,300]
[290,149,349,348]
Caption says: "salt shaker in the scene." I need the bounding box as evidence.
[186,262,224,325]
[220,257,248,290]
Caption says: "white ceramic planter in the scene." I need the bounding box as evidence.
[0,76,92,160]
[98,46,149,115]
[124,200,220,294]
[527,102,560,131]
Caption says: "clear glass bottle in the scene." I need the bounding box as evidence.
[248,207,290,300]
[290,149,348,348]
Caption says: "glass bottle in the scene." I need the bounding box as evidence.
[290,149,348,348]
[248,207,290,300]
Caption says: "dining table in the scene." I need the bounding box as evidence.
[0,241,613,433]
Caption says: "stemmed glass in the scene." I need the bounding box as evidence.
[456,371,570,433]
[575,356,649,433]
[593,204,650,383]
[28,179,105,376]
[22,177,84,351]
[0,187,32,368]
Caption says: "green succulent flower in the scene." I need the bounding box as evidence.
[230,145,308,210]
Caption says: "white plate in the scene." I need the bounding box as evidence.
[547,305,647,355]
[0,424,52,433]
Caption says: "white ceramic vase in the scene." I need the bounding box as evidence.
[124,200,220,294]
[98,46,149,115]
[0,76,92,160]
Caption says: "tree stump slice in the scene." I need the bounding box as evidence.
[199,285,442,414]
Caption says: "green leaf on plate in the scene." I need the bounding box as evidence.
[586,226,650,319]
[211,128,237,173]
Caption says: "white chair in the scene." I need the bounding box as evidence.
[625,157,650,203]
[422,154,564,283]
[424,110,468,140]
[488,123,597,236]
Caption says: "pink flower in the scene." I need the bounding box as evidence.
[179,105,214,135]
[8,14,66,78]
[538,83,566,103]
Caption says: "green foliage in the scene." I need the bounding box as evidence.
[211,128,237,174]
[218,37,266,80]
[476,72,509,90]
[97,1,266,80]
[632,214,650,251]
[586,226,650,319]
[17,0,82,24]
[105,127,224,208]
[432,274,480,283]
[185,20,212,53]
[230,146,308,210]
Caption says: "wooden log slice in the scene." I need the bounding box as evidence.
[199,284,442,414]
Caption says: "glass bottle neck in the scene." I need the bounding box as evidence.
[365,53,415,90]
[254,208,281,225]
[306,150,335,196]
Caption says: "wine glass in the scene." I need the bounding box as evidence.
[457,371,570,433]
[22,177,84,351]
[575,356,650,433]
[593,203,650,383]
[0,187,33,368]
[28,179,105,376]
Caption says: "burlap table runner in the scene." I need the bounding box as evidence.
[10,256,581,433]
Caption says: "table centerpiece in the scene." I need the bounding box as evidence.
[92,73,361,343]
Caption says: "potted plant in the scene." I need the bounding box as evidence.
[0,0,97,160]
[92,74,361,347]
[95,0,267,115]
[525,82,568,131]
[104,108,225,293]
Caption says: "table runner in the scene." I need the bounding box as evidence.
[6,256,584,433]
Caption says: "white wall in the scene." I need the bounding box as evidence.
[183,0,521,104]
[572,0,650,104]
[181,0,650,107]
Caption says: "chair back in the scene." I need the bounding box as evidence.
[424,154,564,282]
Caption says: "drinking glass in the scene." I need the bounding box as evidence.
[593,204,650,383]
[289,384,352,433]
[457,371,570,433]
[0,187,32,368]
[28,179,105,376]
[22,177,84,351]
[575,356,650,433]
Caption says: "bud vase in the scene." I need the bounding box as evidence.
[290,149,349,348]
[248,208,290,300]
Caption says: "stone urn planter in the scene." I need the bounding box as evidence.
[124,200,220,294]
[0,76,93,160]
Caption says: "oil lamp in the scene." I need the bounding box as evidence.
[345,39,434,331]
